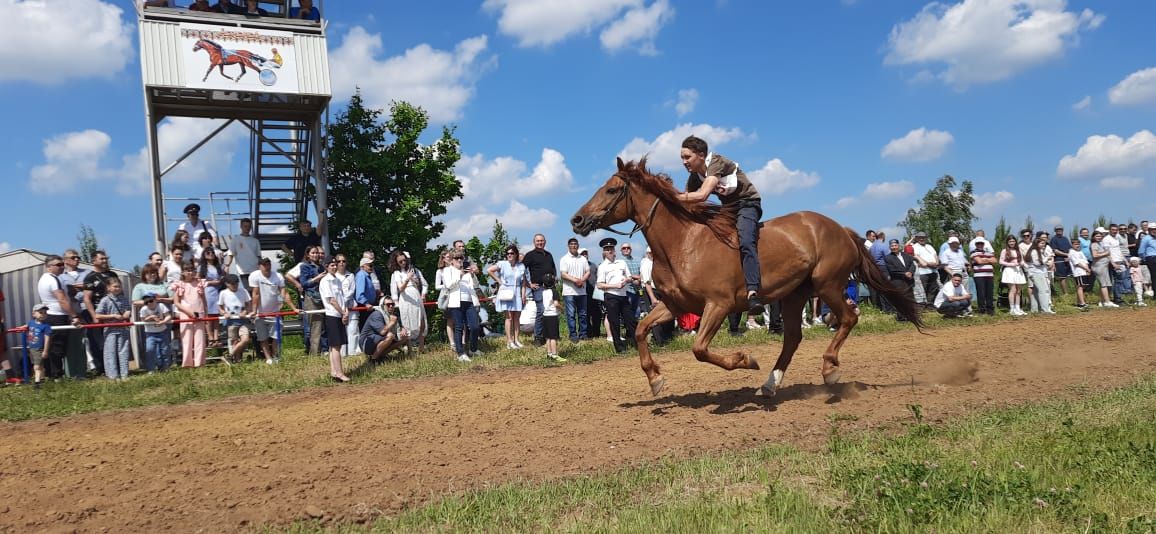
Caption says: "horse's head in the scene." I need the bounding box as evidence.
[193,39,205,52]
[571,157,641,236]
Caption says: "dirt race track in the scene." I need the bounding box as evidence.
[2,311,1155,531]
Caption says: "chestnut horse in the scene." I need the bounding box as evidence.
[192,39,266,82]
[571,158,923,397]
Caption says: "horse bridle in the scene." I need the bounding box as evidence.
[595,174,661,238]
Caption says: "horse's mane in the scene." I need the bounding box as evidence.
[619,158,739,248]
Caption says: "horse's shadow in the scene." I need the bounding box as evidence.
[619,381,886,415]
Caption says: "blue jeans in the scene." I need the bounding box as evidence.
[626,290,641,320]
[737,204,763,292]
[144,331,171,371]
[1112,265,1133,301]
[531,287,545,341]
[449,303,480,354]
[563,295,587,341]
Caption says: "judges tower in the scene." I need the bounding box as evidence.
[136,2,331,252]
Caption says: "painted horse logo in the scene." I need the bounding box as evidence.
[192,38,279,83]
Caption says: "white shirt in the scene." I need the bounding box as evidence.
[938,246,968,275]
[138,303,171,334]
[248,270,285,313]
[640,256,654,287]
[37,273,67,316]
[163,259,183,284]
[912,243,938,275]
[1103,234,1125,263]
[934,281,970,307]
[227,234,261,274]
[597,259,631,297]
[559,252,589,296]
[319,275,344,316]
[1069,249,1090,277]
[218,286,251,317]
[179,219,216,242]
[542,288,559,317]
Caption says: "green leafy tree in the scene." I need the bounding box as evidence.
[898,175,977,247]
[992,216,1012,259]
[481,220,516,266]
[1020,215,1034,237]
[323,92,463,277]
[1094,214,1110,231]
[76,224,100,263]
[464,236,486,266]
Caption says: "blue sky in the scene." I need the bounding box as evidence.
[3,0,1155,269]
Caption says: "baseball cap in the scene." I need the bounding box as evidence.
[947,236,960,244]
[578,247,588,255]
[32,303,49,313]
[1095,227,1108,234]
[914,231,927,238]
[258,257,272,265]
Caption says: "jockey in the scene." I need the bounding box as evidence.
[676,135,764,311]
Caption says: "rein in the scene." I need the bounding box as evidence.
[599,174,660,238]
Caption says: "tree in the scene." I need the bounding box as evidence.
[992,216,1012,259]
[1020,215,1034,236]
[481,219,514,266]
[898,175,977,247]
[76,224,100,263]
[464,236,485,266]
[323,92,463,277]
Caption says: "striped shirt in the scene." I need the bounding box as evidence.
[969,249,994,278]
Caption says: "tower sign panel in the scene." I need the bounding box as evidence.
[181,22,299,93]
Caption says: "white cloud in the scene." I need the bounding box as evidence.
[745,159,821,196]
[1108,67,1156,106]
[454,148,574,206]
[29,118,245,196]
[864,180,916,198]
[599,0,675,55]
[973,190,1015,216]
[1072,95,1091,111]
[1056,130,1156,180]
[1099,176,1144,190]
[0,0,132,84]
[668,88,699,117]
[881,128,954,162]
[617,123,752,172]
[884,0,1103,88]
[329,28,493,123]
[1044,215,1063,227]
[485,0,674,54]
[28,130,113,193]
[832,180,914,209]
[0,242,10,254]
[118,118,247,195]
[443,200,557,241]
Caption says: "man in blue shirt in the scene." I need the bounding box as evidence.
[1049,225,1073,295]
[289,0,320,21]
[355,257,377,327]
[1140,225,1156,296]
[869,231,890,312]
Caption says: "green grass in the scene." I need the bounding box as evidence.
[288,374,1156,533]
[0,290,1142,422]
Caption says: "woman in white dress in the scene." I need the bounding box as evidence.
[999,236,1027,316]
[199,246,224,347]
[1024,238,1055,314]
[389,250,429,352]
[487,244,529,349]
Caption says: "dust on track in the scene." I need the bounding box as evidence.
[2,311,1154,531]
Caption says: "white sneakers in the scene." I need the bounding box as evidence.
[470,350,483,357]
[507,341,525,349]
[457,353,472,362]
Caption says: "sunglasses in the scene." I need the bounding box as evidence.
[337,260,347,263]
[50,263,64,267]
[67,256,80,260]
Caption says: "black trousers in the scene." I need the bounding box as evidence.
[603,294,635,351]
[765,299,783,334]
[974,277,994,314]
[918,273,939,305]
[586,292,604,338]
[44,314,70,379]
[727,312,743,334]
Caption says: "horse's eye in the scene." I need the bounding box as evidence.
[606,187,619,195]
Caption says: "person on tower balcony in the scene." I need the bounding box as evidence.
[290,0,320,21]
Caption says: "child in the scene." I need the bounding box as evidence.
[541,273,565,362]
[25,304,53,388]
[138,292,173,371]
[93,277,132,380]
[1130,257,1147,306]
[171,261,207,367]
[218,274,252,361]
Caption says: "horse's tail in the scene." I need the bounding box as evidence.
[844,227,925,331]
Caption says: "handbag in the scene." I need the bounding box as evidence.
[497,287,516,301]
[437,290,449,310]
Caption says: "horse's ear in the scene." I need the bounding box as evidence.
[616,157,625,171]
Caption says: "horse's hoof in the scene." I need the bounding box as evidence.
[758,369,784,397]
[746,354,760,370]
[649,376,666,396]
[823,368,842,385]
[756,385,775,397]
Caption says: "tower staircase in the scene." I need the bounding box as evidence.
[250,120,316,250]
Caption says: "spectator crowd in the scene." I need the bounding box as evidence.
[143,0,321,21]
[8,199,1156,389]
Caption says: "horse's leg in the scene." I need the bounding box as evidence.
[635,301,673,396]
[236,63,246,83]
[690,303,759,371]
[218,64,236,82]
[203,63,214,82]
[759,290,807,396]
[813,279,860,385]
